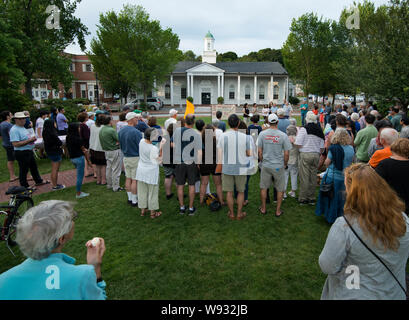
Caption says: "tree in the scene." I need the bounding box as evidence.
[217,51,238,62]
[2,0,89,99]
[282,13,337,98]
[0,16,27,111]
[90,5,180,103]
[181,50,200,61]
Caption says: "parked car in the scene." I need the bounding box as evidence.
[123,97,164,111]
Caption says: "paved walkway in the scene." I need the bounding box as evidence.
[0,169,96,203]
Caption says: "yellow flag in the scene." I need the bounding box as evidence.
[184,100,195,119]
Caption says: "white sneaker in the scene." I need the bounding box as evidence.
[283,192,287,199]
[76,192,90,199]
[289,191,296,198]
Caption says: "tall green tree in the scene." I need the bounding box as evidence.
[2,0,88,99]
[90,5,180,103]
[217,51,238,62]
[0,16,27,111]
[282,13,336,97]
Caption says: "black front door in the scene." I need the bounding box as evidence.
[202,92,211,105]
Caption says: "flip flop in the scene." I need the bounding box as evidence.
[237,212,247,220]
[275,211,285,218]
[35,180,50,186]
[150,211,162,219]
[259,207,267,215]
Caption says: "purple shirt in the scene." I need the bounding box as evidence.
[56,113,68,131]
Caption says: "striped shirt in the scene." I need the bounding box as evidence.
[295,127,324,153]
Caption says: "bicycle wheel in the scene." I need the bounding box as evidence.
[7,198,34,247]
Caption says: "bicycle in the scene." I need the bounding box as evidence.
[0,186,35,256]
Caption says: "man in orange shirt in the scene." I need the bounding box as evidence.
[369,128,399,168]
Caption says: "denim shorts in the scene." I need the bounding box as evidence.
[48,153,62,163]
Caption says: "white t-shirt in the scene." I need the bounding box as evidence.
[135,140,160,185]
[35,117,44,138]
[164,117,177,131]
[86,119,95,129]
[215,128,223,142]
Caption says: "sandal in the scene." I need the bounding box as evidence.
[237,212,247,220]
[150,211,162,219]
[35,180,50,186]
[9,177,18,182]
[259,207,267,215]
[228,212,235,220]
[275,211,285,218]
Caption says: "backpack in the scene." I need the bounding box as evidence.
[205,193,221,212]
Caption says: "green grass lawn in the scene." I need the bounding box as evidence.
[0,173,330,300]
[0,114,329,300]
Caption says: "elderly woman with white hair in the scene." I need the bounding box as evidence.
[0,201,106,300]
[295,111,325,205]
[350,112,361,133]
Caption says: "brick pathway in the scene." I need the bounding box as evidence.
[0,170,96,203]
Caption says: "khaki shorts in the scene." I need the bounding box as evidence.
[222,174,247,193]
[260,166,286,192]
[123,157,139,179]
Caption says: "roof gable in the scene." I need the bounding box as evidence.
[186,62,224,73]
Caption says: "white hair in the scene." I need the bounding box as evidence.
[380,128,399,146]
[289,118,297,126]
[16,201,75,260]
[305,111,317,124]
[277,108,285,116]
[212,119,220,127]
[351,113,360,121]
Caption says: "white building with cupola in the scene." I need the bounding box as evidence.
[150,31,291,106]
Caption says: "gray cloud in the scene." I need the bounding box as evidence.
[66,0,389,56]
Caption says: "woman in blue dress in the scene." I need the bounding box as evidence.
[316,129,355,223]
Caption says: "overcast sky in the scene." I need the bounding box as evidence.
[66,0,389,56]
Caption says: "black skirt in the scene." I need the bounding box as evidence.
[90,149,106,166]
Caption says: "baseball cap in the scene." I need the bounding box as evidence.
[126,112,137,121]
[133,109,142,114]
[268,113,279,124]
[169,109,178,116]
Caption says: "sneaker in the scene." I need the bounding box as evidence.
[289,191,296,198]
[131,202,138,208]
[76,192,90,199]
[128,200,132,205]
[188,207,196,216]
[283,192,287,199]
[308,200,316,206]
[180,207,186,215]
[114,187,125,192]
[298,200,309,205]
[166,193,174,200]
[52,184,65,191]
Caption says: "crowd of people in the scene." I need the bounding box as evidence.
[1,99,409,300]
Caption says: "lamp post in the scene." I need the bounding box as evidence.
[95,72,100,107]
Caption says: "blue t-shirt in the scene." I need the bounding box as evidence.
[0,121,13,148]
[248,124,262,136]
[218,121,226,132]
[171,127,202,164]
[0,253,106,300]
[300,104,308,115]
[327,145,355,180]
[278,118,291,134]
[270,106,278,114]
[9,125,35,151]
[118,126,143,157]
[135,121,149,133]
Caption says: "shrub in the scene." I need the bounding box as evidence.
[217,96,224,104]
[289,96,300,105]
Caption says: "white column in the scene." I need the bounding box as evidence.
[270,75,274,102]
[237,75,241,106]
[254,75,257,104]
[286,77,289,101]
[170,75,174,106]
[221,73,224,99]
[187,74,190,98]
[153,79,157,97]
[191,75,194,102]
[217,75,221,98]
